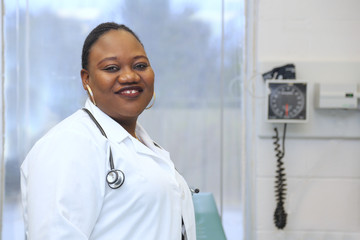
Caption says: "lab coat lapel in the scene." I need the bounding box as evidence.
[132,136,171,163]
[131,139,158,158]
[134,124,174,173]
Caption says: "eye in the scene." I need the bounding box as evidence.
[103,65,119,72]
[134,63,148,70]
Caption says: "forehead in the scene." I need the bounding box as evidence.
[89,30,145,61]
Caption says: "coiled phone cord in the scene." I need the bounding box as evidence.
[273,123,287,229]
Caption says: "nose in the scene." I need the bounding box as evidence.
[118,68,140,83]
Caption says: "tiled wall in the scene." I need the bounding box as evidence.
[254,0,360,239]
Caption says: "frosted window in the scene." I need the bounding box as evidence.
[2,0,244,239]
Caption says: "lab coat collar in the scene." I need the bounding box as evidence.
[83,99,170,161]
[84,99,129,143]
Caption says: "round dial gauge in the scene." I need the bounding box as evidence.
[269,84,305,119]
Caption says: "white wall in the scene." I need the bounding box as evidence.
[253,0,360,239]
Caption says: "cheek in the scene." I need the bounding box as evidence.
[90,73,112,91]
[146,70,155,89]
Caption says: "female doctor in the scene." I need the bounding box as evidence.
[21,22,196,240]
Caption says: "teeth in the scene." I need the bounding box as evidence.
[123,90,138,94]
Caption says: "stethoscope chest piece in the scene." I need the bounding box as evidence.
[106,169,125,189]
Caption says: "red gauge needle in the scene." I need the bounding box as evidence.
[285,104,289,117]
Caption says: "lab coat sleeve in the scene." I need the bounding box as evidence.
[22,130,107,240]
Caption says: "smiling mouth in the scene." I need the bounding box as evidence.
[117,87,143,97]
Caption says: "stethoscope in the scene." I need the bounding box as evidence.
[82,108,125,189]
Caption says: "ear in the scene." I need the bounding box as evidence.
[80,69,90,90]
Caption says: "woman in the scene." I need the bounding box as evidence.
[21,22,196,240]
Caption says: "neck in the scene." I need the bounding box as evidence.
[114,118,137,138]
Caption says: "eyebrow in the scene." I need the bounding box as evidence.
[97,55,149,67]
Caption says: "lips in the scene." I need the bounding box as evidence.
[116,86,143,98]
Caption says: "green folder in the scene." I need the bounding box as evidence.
[193,193,227,240]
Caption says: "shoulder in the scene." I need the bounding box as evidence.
[36,110,102,147]
[24,109,107,168]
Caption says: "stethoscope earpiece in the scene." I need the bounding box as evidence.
[106,169,125,189]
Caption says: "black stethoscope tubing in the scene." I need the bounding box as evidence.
[82,108,125,189]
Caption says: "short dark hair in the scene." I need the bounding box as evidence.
[81,22,143,70]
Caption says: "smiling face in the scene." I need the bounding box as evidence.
[81,29,154,124]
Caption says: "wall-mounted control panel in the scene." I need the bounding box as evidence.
[316,83,359,109]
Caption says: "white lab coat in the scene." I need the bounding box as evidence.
[21,99,196,240]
